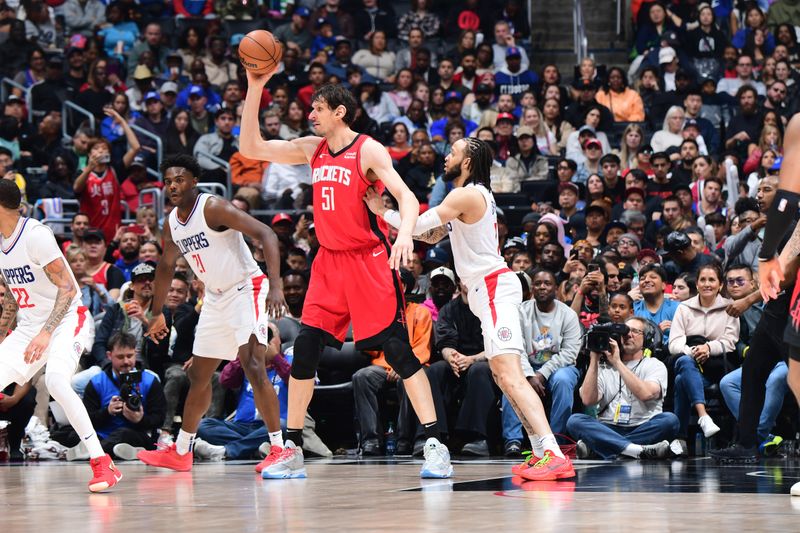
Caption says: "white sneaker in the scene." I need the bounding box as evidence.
[420,438,453,479]
[262,440,306,479]
[670,439,688,457]
[698,415,721,438]
[113,443,145,461]
[192,438,226,461]
[157,432,174,449]
[639,440,670,460]
[791,481,800,496]
[66,441,90,462]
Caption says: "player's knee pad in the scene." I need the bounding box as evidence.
[383,336,422,380]
[291,327,324,380]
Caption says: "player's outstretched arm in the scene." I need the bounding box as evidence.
[239,70,320,165]
[205,197,287,317]
[760,114,800,301]
[0,275,18,342]
[148,223,180,343]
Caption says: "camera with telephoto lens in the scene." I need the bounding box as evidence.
[586,322,630,354]
[118,370,142,411]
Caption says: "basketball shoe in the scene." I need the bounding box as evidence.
[519,450,575,481]
[89,454,123,492]
[511,451,542,476]
[137,444,193,471]
[420,438,453,479]
[255,445,283,474]
[261,441,306,479]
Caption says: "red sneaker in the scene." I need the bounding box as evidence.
[519,450,576,481]
[255,445,283,474]
[511,451,541,476]
[137,444,193,472]
[88,454,123,492]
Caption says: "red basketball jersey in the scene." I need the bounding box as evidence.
[310,134,389,251]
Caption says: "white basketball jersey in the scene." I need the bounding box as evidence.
[447,184,508,289]
[169,194,261,293]
[0,218,81,328]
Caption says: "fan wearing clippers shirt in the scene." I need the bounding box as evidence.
[364,137,576,482]
[240,74,452,480]
[0,180,122,493]
[137,154,288,476]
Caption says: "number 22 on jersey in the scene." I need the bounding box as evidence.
[11,287,34,308]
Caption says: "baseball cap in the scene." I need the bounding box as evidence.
[515,126,534,138]
[230,33,245,47]
[188,85,204,98]
[659,46,677,64]
[131,261,156,280]
[496,112,515,123]
[123,223,146,235]
[444,90,463,103]
[604,220,627,233]
[295,6,311,17]
[47,55,63,66]
[83,228,105,242]
[584,204,607,217]
[334,38,352,48]
[503,236,526,252]
[683,118,700,130]
[424,247,450,266]
[637,248,661,264]
[625,186,646,199]
[429,266,455,284]
[144,91,160,102]
[69,34,87,50]
[583,138,602,150]
[271,213,293,225]
[160,81,178,95]
[475,83,493,94]
[521,212,540,225]
[5,95,23,105]
[506,47,522,58]
[558,182,579,195]
[130,153,148,168]
[308,222,315,232]
[661,231,692,254]
[571,78,597,91]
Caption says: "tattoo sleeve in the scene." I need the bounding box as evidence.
[42,258,77,334]
[414,225,448,244]
[0,275,18,337]
[779,223,800,266]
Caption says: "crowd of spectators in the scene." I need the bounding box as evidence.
[1,0,800,462]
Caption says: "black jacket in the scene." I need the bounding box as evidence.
[435,297,484,357]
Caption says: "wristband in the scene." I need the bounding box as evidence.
[383,209,401,230]
[758,189,800,260]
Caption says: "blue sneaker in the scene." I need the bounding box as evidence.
[261,441,307,479]
[420,438,453,479]
[759,434,784,457]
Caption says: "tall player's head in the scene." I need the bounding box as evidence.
[0,179,22,220]
[160,154,201,208]
[309,84,357,136]
[443,138,492,189]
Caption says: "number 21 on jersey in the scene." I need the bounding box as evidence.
[191,253,206,273]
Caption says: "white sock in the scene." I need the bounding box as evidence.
[530,434,545,458]
[269,430,283,448]
[45,372,105,458]
[539,434,565,459]
[621,443,643,458]
[176,429,196,456]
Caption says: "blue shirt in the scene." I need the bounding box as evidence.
[235,353,292,423]
[634,298,680,343]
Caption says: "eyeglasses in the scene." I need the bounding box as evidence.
[618,239,637,247]
[557,165,571,170]
[726,277,749,286]
[627,327,644,336]
[738,62,753,67]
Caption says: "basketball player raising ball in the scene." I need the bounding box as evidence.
[757,114,800,497]
[363,138,576,481]
[138,155,288,475]
[240,73,453,479]
[0,181,121,492]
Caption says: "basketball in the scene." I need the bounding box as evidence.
[238,30,283,74]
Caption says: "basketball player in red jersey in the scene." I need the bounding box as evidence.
[241,75,452,478]
[757,114,800,497]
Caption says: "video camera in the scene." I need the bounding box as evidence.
[118,370,143,411]
[586,322,629,353]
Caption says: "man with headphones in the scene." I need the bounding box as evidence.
[566,316,680,459]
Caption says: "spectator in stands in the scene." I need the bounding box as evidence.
[0,377,34,461]
[97,2,139,58]
[566,112,612,163]
[0,21,38,79]
[571,260,608,328]
[542,97,574,151]
[397,0,439,41]
[725,86,764,159]
[357,81,399,124]
[661,230,718,283]
[352,31,396,82]
[505,126,548,183]
[495,47,538,103]
[669,263,739,452]
[127,22,169,78]
[73,58,118,120]
[672,272,697,302]
[39,153,77,201]
[72,332,166,460]
[30,56,70,121]
[732,5,775,54]
[684,3,727,80]
[575,138,604,184]
[565,79,613,132]
[429,91,476,141]
[24,1,57,50]
[202,36,237,88]
[502,269,581,454]
[387,123,412,162]
[422,265,457,322]
[650,105,685,153]
[110,226,142,281]
[13,47,45,91]
[568,317,678,459]
[595,66,645,122]
[743,124,782,175]
[163,109,199,158]
[279,101,309,140]
[635,2,680,57]
[395,28,436,72]
[683,90,721,155]
[724,175,775,271]
[717,53,766,96]
[194,108,238,175]
[491,20,528,71]
[64,0,105,37]
[66,245,110,315]
[634,264,679,342]
[82,227,125,301]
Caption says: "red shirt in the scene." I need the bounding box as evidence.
[310,134,389,251]
[79,167,121,242]
[120,178,163,212]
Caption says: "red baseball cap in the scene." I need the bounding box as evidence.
[496,112,515,123]
[271,213,293,225]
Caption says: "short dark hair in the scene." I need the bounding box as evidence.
[705,212,726,226]
[639,263,667,282]
[72,212,90,222]
[558,157,577,172]
[651,151,670,164]
[308,62,326,74]
[108,331,137,351]
[160,154,201,179]
[599,153,620,166]
[609,291,634,307]
[0,179,21,209]
[0,147,12,159]
[311,83,357,125]
[725,263,754,278]
[214,107,235,121]
[173,271,190,285]
[529,267,557,283]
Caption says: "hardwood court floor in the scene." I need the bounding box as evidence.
[2,456,800,532]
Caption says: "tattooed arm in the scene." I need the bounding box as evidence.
[414,225,448,244]
[0,275,18,341]
[779,223,800,270]
[24,258,76,363]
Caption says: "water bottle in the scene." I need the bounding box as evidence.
[385,422,396,456]
[694,430,706,457]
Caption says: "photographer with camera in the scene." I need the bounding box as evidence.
[74,332,166,460]
[566,317,679,459]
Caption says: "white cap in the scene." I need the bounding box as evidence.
[160,81,178,94]
[658,47,677,64]
[429,266,455,284]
